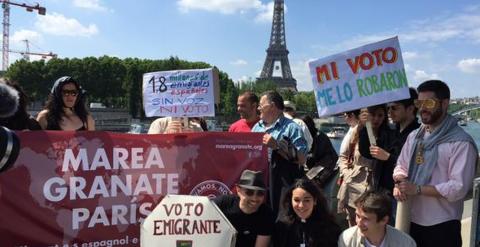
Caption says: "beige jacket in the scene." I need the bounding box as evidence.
[338,225,417,247]
[337,126,374,210]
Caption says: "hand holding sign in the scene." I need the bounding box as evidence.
[143,68,216,118]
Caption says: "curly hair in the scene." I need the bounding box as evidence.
[44,76,89,130]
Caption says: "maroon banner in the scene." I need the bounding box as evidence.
[0,131,267,246]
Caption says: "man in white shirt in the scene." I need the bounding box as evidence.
[338,191,416,247]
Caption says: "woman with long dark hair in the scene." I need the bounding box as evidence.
[273,178,341,247]
[37,76,95,130]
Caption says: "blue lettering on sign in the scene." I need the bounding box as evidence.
[316,87,337,107]
[151,97,205,106]
[336,82,353,103]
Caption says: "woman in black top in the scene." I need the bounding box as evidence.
[274,178,341,247]
[37,76,95,131]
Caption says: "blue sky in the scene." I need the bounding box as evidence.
[6,0,480,98]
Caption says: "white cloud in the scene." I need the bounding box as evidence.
[255,1,274,23]
[457,58,480,73]
[35,13,98,37]
[402,51,418,60]
[177,0,276,23]
[73,0,110,12]
[177,0,262,14]
[413,70,440,83]
[10,30,42,47]
[230,59,248,66]
[235,75,251,83]
[290,59,315,91]
[323,10,480,53]
[403,13,480,44]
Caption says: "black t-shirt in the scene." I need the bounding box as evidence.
[214,194,274,247]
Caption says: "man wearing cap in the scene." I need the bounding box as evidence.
[214,170,275,247]
[283,100,313,151]
[229,91,260,132]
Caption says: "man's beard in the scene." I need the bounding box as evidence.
[420,107,443,125]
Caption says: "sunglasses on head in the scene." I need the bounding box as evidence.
[414,99,439,110]
[243,188,266,197]
[62,90,78,97]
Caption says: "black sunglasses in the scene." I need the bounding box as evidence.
[62,90,79,97]
[243,188,266,197]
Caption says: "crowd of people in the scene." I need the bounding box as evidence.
[0,76,478,247]
[220,80,477,247]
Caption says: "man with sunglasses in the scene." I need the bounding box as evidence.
[214,170,274,247]
[393,80,478,247]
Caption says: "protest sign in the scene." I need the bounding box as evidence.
[143,68,216,117]
[141,195,236,247]
[0,131,266,246]
[308,36,410,117]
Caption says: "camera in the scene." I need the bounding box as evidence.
[0,126,19,172]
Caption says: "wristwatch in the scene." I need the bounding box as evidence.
[416,185,422,195]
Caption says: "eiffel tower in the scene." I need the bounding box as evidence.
[258,0,297,91]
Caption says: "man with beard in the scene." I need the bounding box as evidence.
[393,80,478,247]
[229,91,260,132]
[214,170,274,247]
[338,191,416,247]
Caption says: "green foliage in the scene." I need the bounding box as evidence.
[5,56,236,118]
[448,103,464,114]
[237,79,277,95]
[235,80,317,116]
[293,91,316,115]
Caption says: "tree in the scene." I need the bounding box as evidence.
[6,56,239,119]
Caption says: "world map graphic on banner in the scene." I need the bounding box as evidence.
[0,131,267,246]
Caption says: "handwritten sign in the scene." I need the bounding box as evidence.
[141,195,236,247]
[143,68,215,117]
[308,36,410,117]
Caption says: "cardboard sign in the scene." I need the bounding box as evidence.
[143,68,216,117]
[308,36,410,117]
[141,195,236,247]
[0,131,267,246]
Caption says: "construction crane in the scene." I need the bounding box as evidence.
[1,0,46,71]
[8,39,57,61]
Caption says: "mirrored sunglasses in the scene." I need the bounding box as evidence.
[414,99,438,110]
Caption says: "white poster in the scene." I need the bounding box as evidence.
[308,36,410,117]
[141,195,236,247]
[143,68,215,117]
